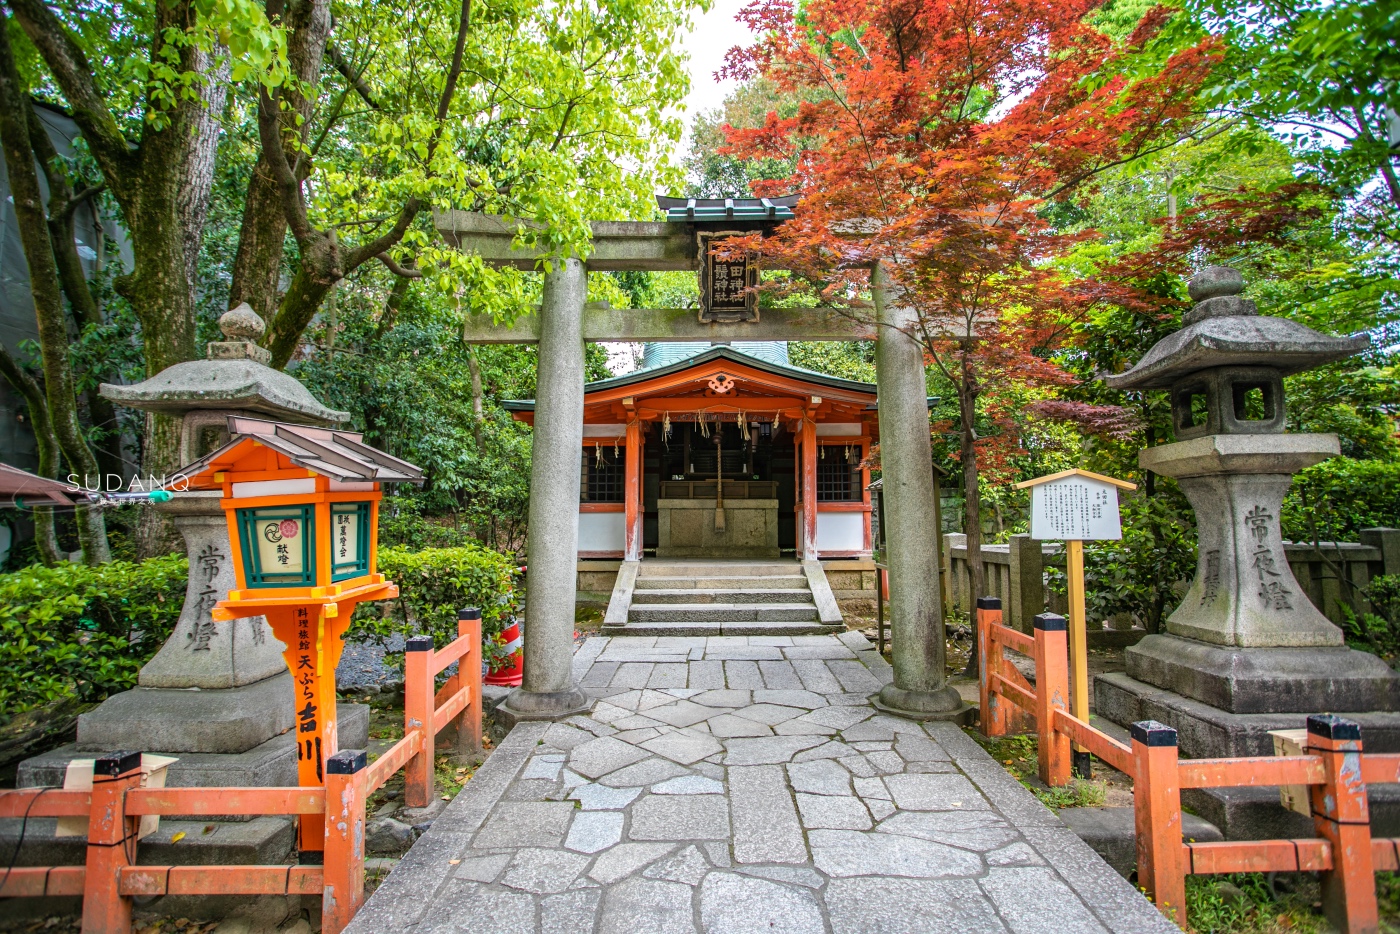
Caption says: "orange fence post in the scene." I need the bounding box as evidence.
[459,608,484,754]
[1132,720,1187,927]
[977,597,1006,738]
[1032,613,1071,787]
[322,749,368,934]
[82,751,142,934]
[1307,714,1378,934]
[404,635,435,808]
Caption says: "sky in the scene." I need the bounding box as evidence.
[675,0,757,157]
[604,0,756,375]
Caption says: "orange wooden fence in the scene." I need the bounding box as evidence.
[0,611,482,934]
[977,596,1398,934]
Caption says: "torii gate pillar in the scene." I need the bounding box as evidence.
[869,262,968,721]
[497,258,593,723]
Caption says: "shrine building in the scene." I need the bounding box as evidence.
[505,340,879,585]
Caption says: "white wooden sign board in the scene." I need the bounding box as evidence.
[1028,474,1124,541]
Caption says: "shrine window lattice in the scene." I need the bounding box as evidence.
[815,447,862,503]
[582,449,626,503]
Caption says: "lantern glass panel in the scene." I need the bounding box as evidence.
[237,505,315,587]
[331,502,371,580]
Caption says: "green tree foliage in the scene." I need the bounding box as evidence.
[1284,459,1400,543]
[353,544,517,660]
[294,269,613,550]
[1184,0,1400,246]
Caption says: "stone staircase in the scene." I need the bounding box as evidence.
[602,559,845,637]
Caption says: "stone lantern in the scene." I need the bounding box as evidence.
[18,307,367,865]
[1095,266,1400,762]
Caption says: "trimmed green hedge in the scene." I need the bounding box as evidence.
[0,556,186,720]
[349,545,518,660]
[1283,458,1400,542]
[0,543,517,722]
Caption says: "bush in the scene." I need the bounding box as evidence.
[377,499,482,551]
[1283,458,1400,542]
[0,555,186,720]
[351,545,518,663]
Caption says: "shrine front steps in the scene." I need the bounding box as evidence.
[604,559,845,637]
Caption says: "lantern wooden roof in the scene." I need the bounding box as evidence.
[175,416,424,487]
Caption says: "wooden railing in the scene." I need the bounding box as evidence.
[0,610,483,934]
[977,596,1397,932]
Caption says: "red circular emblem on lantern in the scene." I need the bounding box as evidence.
[279,519,300,538]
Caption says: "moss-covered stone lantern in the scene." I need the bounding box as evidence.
[1096,266,1399,760]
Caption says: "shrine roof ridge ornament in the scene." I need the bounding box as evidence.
[176,416,425,485]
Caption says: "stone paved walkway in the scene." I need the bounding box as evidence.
[347,634,1176,934]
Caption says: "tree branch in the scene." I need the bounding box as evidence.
[328,41,379,109]
[256,88,315,243]
[5,0,134,185]
[376,252,422,278]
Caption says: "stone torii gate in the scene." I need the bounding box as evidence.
[436,207,966,724]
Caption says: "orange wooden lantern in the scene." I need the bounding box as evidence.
[174,416,423,852]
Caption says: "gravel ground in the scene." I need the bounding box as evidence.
[337,633,406,689]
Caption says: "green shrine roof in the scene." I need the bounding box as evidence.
[640,341,790,369]
[656,195,798,224]
[502,343,877,412]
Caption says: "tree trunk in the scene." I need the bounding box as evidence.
[374,274,412,341]
[0,22,107,563]
[228,0,332,317]
[265,235,342,368]
[957,350,983,677]
[0,345,62,565]
[9,0,229,546]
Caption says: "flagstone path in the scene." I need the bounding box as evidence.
[346,634,1176,934]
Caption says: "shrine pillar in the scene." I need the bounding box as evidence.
[624,417,643,561]
[800,416,819,559]
[870,261,967,720]
[499,258,592,723]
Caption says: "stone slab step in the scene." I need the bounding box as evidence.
[635,575,809,590]
[601,620,843,637]
[631,588,813,605]
[638,563,799,578]
[627,603,821,623]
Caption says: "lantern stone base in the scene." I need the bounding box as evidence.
[72,670,298,754]
[1124,633,1400,715]
[18,702,369,791]
[1096,667,1400,760]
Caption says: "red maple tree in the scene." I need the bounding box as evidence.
[719,0,1221,607]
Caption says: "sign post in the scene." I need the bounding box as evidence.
[1015,468,1136,778]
